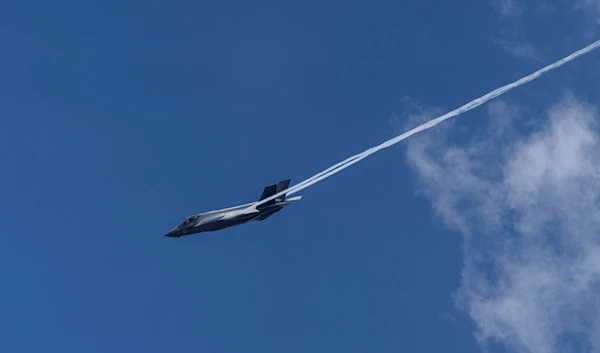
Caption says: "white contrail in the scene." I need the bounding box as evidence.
[249,39,600,210]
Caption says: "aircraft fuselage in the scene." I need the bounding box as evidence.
[165,179,300,238]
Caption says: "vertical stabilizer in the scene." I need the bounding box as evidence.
[259,184,277,206]
[275,179,290,201]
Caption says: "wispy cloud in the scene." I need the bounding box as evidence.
[576,0,600,24]
[489,0,545,63]
[492,37,545,63]
[492,0,523,18]
[400,95,600,353]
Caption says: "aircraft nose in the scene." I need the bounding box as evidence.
[165,228,178,237]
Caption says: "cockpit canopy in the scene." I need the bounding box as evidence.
[177,215,198,228]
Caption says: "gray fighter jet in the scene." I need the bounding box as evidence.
[165,179,301,238]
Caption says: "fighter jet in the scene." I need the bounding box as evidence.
[165,179,301,238]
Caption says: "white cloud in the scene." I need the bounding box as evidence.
[492,38,545,63]
[577,0,600,23]
[401,95,600,353]
[492,0,523,17]
[488,0,546,63]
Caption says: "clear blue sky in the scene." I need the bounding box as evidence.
[2,1,599,353]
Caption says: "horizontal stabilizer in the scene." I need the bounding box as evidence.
[285,195,302,202]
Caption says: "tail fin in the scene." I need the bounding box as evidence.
[275,179,290,201]
[257,179,291,206]
[259,183,277,204]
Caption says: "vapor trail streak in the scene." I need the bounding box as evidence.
[250,39,600,210]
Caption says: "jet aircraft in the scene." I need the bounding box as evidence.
[165,179,301,238]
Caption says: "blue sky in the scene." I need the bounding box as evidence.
[2,1,600,352]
